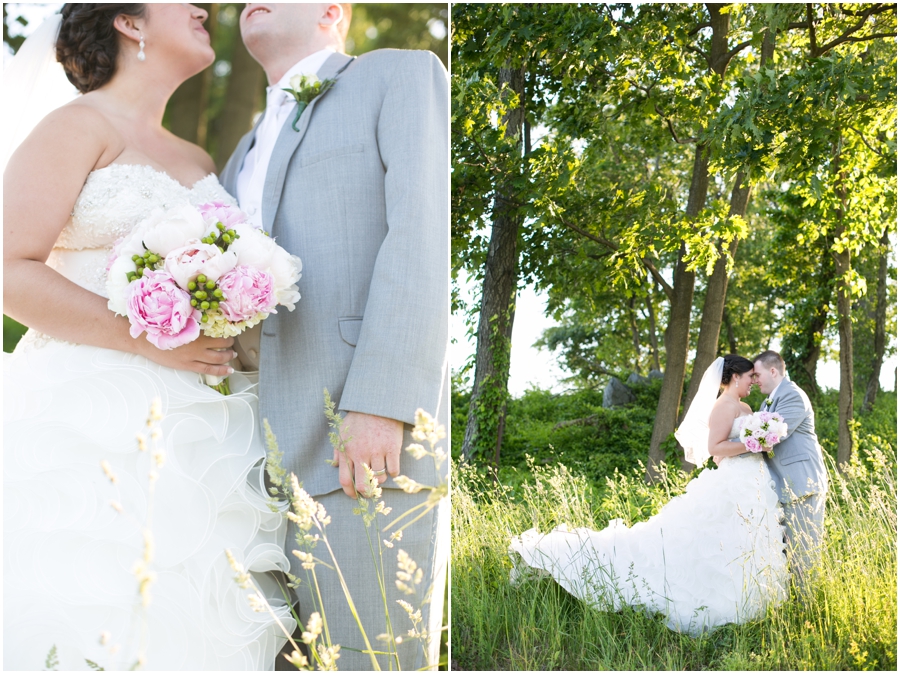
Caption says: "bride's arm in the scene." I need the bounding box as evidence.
[707,404,747,458]
[3,105,234,376]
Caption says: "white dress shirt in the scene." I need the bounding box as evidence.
[236,48,335,230]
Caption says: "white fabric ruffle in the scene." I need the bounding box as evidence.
[4,340,291,670]
[510,452,788,636]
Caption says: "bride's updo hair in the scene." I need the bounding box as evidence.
[57,4,146,94]
[721,354,754,386]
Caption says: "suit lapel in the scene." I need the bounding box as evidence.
[261,52,356,234]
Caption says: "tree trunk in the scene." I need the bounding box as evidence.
[167,4,216,147]
[862,225,889,412]
[680,31,774,429]
[461,65,526,463]
[645,287,661,371]
[680,171,751,424]
[783,237,834,398]
[833,136,854,469]
[723,307,738,354]
[646,144,708,480]
[628,295,642,374]
[646,5,735,480]
[214,32,266,170]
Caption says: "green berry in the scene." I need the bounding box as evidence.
[197,275,207,284]
[132,255,141,263]
[213,289,223,298]
[205,280,215,290]
[201,314,209,323]
[210,301,219,310]
[200,301,210,310]
[188,281,197,291]
[217,223,225,231]
[190,299,198,307]
[196,290,207,300]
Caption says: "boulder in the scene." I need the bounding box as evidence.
[603,377,637,408]
[626,372,650,387]
[648,369,664,380]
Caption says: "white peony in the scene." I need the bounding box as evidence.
[164,241,238,289]
[106,254,137,315]
[140,204,208,256]
[228,233,302,309]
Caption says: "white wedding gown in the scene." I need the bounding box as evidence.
[4,164,292,670]
[509,416,788,635]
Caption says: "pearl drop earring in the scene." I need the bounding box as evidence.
[137,33,146,61]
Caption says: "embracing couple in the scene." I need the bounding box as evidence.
[4,3,448,670]
[511,350,829,635]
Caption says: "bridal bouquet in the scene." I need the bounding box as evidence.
[738,411,788,452]
[106,201,302,382]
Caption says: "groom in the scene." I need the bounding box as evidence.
[220,4,449,670]
[752,350,829,587]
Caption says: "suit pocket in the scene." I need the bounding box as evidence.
[339,317,363,346]
[298,144,364,168]
[779,452,810,466]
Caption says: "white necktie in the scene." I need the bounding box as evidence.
[242,88,291,229]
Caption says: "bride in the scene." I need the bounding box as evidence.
[509,355,788,636]
[4,5,291,669]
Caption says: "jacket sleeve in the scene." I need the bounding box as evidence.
[773,383,811,440]
[337,51,449,426]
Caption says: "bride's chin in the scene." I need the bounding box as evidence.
[181,49,216,79]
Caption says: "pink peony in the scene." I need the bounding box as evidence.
[164,241,237,289]
[758,411,772,424]
[745,437,762,453]
[765,432,781,447]
[127,270,201,350]
[217,266,277,323]
[198,201,249,230]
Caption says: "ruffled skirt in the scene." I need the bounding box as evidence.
[4,334,291,670]
[509,453,788,635]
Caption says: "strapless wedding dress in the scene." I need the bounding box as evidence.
[509,415,788,635]
[4,164,291,670]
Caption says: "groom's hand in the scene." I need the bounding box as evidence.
[337,412,403,498]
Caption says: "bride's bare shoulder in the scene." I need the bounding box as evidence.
[710,395,741,420]
[16,99,125,170]
[739,401,753,414]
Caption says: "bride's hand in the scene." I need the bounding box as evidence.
[138,334,237,376]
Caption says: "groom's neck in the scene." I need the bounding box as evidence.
[257,36,342,85]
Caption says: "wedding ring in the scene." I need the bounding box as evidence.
[371,468,387,477]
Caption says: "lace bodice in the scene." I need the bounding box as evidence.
[730,414,751,441]
[48,164,234,297]
[15,165,234,354]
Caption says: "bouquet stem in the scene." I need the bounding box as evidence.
[203,374,232,396]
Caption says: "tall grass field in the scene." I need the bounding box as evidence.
[451,389,896,670]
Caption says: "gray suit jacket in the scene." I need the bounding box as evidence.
[221,49,449,497]
[762,380,829,502]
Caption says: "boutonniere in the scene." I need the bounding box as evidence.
[283,73,336,131]
[765,397,773,407]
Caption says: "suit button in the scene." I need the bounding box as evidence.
[249,348,258,360]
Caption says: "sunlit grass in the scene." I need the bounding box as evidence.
[452,436,896,670]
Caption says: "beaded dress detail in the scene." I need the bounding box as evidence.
[4,165,291,670]
[510,415,788,636]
